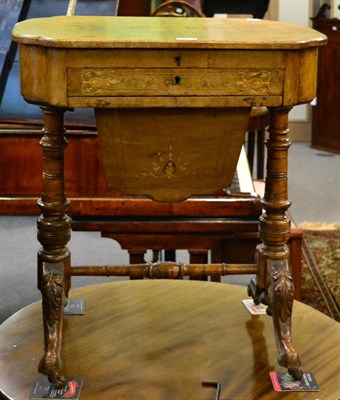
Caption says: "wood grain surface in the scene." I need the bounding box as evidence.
[1,281,339,399]
[12,16,326,49]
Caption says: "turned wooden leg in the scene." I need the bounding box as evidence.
[249,107,302,379]
[37,107,71,388]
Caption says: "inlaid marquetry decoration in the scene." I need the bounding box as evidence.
[81,70,121,95]
[95,108,251,202]
[68,68,283,97]
[236,70,273,95]
[136,140,195,180]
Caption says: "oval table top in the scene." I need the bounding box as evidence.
[1,280,339,400]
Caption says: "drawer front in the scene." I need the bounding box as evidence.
[68,68,284,97]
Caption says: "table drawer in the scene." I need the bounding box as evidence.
[68,68,284,97]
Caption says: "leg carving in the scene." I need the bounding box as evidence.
[37,106,71,388]
[38,271,67,388]
[268,259,302,379]
[250,107,302,379]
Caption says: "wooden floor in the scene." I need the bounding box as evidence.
[1,280,339,399]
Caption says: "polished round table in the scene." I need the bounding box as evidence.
[1,281,339,399]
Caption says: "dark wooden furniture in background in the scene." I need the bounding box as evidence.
[115,0,150,16]
[311,9,340,154]
[204,0,270,18]
[1,281,339,400]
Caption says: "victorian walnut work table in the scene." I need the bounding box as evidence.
[11,17,326,389]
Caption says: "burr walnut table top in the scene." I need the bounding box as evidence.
[1,280,339,400]
[12,16,325,49]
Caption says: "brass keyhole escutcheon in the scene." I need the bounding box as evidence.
[174,76,181,85]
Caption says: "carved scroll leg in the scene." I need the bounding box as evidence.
[268,258,302,380]
[37,106,71,388]
[38,265,67,388]
[252,107,302,380]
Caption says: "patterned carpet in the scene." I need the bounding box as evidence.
[299,223,340,322]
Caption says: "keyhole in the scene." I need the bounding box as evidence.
[174,76,181,85]
[174,55,181,66]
